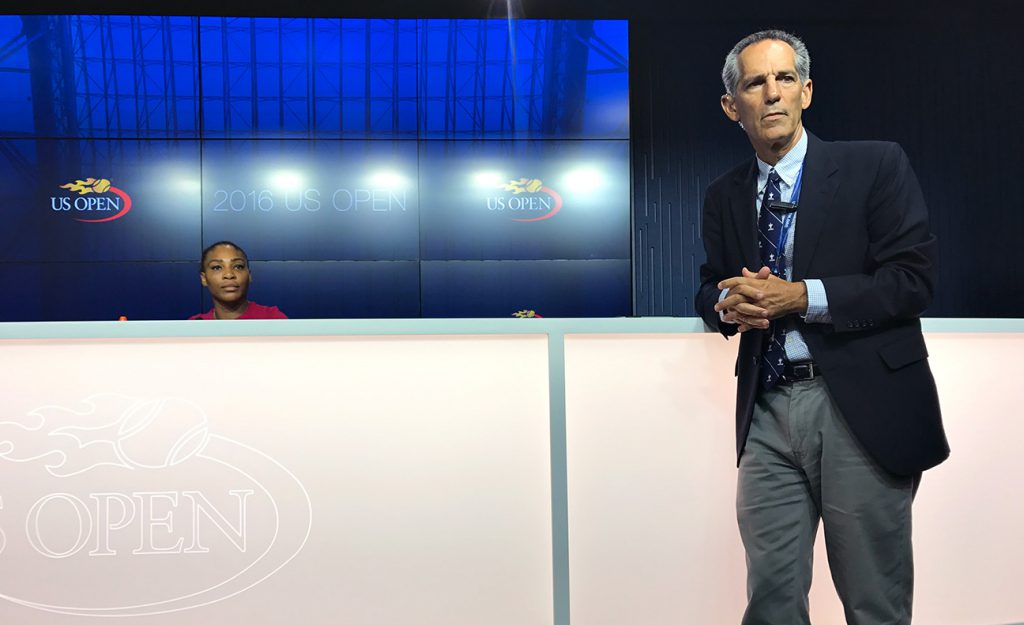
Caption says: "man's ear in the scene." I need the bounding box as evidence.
[721,94,740,122]
[199,271,208,287]
[801,78,813,110]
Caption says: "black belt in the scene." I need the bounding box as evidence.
[779,361,822,384]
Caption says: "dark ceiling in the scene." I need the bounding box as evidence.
[6,0,1014,23]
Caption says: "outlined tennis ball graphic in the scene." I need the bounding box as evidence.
[115,398,210,469]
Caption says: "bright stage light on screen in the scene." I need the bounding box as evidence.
[270,170,305,191]
[472,171,505,188]
[177,178,201,193]
[369,170,407,188]
[562,167,605,193]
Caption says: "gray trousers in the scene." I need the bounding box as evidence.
[737,377,918,625]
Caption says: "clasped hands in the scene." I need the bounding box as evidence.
[714,267,808,333]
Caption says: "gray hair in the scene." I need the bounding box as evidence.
[721,30,811,96]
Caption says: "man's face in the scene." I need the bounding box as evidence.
[721,39,812,161]
[199,245,251,304]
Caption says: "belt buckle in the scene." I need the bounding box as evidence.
[791,363,814,380]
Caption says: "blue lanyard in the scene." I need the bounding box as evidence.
[790,164,804,204]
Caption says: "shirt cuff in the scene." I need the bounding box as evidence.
[718,288,737,324]
[801,279,831,323]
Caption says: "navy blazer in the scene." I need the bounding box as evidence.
[696,132,949,476]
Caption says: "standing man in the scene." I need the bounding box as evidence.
[695,30,949,625]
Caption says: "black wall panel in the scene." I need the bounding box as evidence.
[630,9,1023,318]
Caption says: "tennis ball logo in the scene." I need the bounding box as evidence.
[115,398,210,469]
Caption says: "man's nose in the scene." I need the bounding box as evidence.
[764,77,780,103]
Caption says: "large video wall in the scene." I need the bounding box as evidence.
[0,16,629,320]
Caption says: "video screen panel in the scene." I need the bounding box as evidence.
[201,140,419,261]
[236,261,421,319]
[0,262,198,321]
[198,18,419,139]
[419,141,630,261]
[0,15,629,320]
[418,20,629,140]
[421,259,631,318]
[0,139,201,263]
[0,15,200,139]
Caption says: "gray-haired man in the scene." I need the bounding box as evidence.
[696,30,949,625]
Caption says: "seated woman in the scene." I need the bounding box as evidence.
[190,241,288,319]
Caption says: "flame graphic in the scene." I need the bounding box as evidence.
[0,393,209,477]
[60,177,112,195]
[503,178,544,194]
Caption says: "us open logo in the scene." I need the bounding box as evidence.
[485,178,563,222]
[50,178,133,223]
[0,394,312,617]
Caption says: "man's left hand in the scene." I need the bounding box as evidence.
[718,267,808,320]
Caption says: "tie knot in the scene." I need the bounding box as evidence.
[768,170,782,185]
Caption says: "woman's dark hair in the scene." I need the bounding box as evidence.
[200,241,248,269]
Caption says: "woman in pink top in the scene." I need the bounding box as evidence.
[190,241,287,320]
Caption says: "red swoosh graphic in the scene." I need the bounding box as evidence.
[74,187,132,223]
[511,187,562,222]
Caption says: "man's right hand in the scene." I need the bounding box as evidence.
[716,266,771,332]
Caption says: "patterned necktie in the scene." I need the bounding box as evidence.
[758,169,787,389]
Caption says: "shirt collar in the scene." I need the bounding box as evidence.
[756,127,808,188]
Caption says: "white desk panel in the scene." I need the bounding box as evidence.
[0,334,554,625]
[1,319,1021,625]
[564,330,1024,625]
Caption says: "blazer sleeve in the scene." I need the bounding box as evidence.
[696,187,739,338]
[820,143,937,333]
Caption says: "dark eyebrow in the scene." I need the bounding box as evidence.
[742,70,797,87]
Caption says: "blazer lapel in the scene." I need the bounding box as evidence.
[728,159,761,271]
[792,133,840,281]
